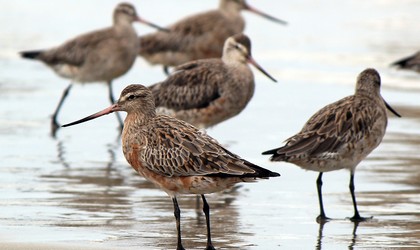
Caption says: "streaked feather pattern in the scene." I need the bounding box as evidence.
[148,34,275,129]
[113,85,279,187]
[263,68,396,172]
[130,115,274,178]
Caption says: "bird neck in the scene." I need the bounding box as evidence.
[222,53,248,66]
[125,108,157,127]
[113,15,134,29]
[355,86,381,101]
[113,20,137,38]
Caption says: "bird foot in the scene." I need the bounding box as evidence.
[349,214,373,222]
[50,120,60,137]
[205,245,216,250]
[177,245,185,250]
[316,215,331,224]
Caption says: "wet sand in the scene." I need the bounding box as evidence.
[0,243,117,250]
[1,0,420,249]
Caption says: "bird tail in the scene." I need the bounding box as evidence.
[208,160,280,179]
[390,54,416,68]
[244,161,280,178]
[262,146,288,162]
[19,50,42,60]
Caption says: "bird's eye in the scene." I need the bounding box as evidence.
[127,94,136,100]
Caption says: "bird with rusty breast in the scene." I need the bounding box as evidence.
[62,84,280,250]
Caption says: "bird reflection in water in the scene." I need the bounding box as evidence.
[55,135,118,170]
[137,192,247,249]
[56,139,70,168]
[42,136,135,227]
[316,221,360,250]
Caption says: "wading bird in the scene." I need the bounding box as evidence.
[263,68,400,223]
[139,0,287,74]
[20,2,167,135]
[150,33,277,129]
[63,84,280,250]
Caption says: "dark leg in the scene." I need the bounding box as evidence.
[172,197,185,250]
[51,83,73,137]
[107,81,123,131]
[201,195,215,250]
[163,65,170,76]
[316,172,330,223]
[349,172,371,222]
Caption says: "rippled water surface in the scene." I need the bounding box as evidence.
[1,1,420,249]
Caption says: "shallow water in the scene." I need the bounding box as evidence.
[1,0,420,249]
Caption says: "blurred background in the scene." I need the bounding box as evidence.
[0,0,419,249]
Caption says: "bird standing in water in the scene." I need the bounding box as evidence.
[139,0,287,74]
[263,68,400,223]
[20,2,167,136]
[63,84,280,250]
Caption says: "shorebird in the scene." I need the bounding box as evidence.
[62,84,280,250]
[391,51,420,73]
[262,68,401,223]
[19,2,167,135]
[150,33,277,129]
[139,0,287,74]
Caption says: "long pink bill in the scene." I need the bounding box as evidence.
[383,99,401,117]
[137,17,170,32]
[245,4,288,25]
[62,104,118,128]
[247,56,277,83]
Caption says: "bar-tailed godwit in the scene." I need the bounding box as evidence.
[262,68,400,223]
[150,33,277,129]
[139,0,287,74]
[62,84,280,249]
[19,2,167,135]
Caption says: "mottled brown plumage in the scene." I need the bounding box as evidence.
[19,2,166,135]
[62,84,279,250]
[138,0,286,74]
[263,68,400,223]
[149,33,277,129]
